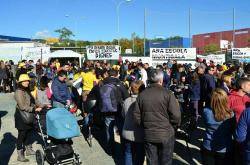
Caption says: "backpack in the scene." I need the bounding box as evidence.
[100,83,118,113]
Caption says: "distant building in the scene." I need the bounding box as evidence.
[145,37,191,56]
[0,35,49,64]
[193,28,250,54]
[0,35,31,42]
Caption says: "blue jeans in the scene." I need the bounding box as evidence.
[190,100,199,121]
[124,139,145,165]
[83,113,93,127]
[104,117,115,153]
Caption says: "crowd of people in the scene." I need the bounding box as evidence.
[3,57,250,165]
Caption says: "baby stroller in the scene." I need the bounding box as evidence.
[35,108,82,165]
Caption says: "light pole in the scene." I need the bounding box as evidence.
[116,0,132,47]
[65,15,85,49]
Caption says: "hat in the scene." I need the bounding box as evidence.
[18,74,30,83]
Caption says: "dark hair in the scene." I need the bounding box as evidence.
[40,76,49,91]
[101,68,108,78]
[156,65,163,70]
[137,63,144,68]
[245,64,250,75]
[235,77,250,90]
[108,69,118,77]
[57,70,67,77]
[62,63,70,67]
[206,66,214,72]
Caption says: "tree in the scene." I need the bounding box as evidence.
[248,38,250,47]
[204,44,220,54]
[54,27,74,42]
[120,38,132,53]
[46,38,59,45]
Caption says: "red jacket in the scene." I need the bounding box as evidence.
[229,90,250,122]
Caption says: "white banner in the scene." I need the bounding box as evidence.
[122,56,152,65]
[150,48,196,60]
[0,47,22,64]
[197,54,226,64]
[22,47,50,62]
[232,48,250,60]
[125,49,132,54]
[86,45,120,60]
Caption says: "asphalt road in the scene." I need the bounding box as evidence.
[0,93,202,165]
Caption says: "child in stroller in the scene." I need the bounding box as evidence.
[35,107,81,165]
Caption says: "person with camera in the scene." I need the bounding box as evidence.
[14,74,43,162]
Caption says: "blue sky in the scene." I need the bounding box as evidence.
[0,0,250,41]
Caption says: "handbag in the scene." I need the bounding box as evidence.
[19,110,34,124]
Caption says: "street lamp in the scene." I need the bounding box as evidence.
[116,0,132,47]
[65,15,85,48]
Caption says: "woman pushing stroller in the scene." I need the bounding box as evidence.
[14,74,49,162]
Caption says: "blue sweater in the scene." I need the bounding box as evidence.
[51,77,71,104]
[202,108,234,153]
[236,108,250,162]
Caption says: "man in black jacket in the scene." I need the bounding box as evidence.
[133,69,181,165]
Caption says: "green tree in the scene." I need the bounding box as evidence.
[120,38,132,53]
[204,44,220,54]
[54,27,74,42]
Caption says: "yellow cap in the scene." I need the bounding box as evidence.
[18,62,26,68]
[18,74,30,83]
[222,65,227,71]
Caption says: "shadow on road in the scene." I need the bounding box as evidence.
[0,132,16,165]
[0,110,8,130]
[80,123,124,165]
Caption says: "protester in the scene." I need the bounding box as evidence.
[81,66,97,102]
[229,77,250,122]
[201,88,235,165]
[0,55,249,164]
[0,61,7,92]
[100,69,129,155]
[122,80,145,165]
[44,61,56,80]
[219,74,233,94]
[203,66,216,106]
[235,107,250,164]
[51,70,71,108]
[14,74,43,162]
[138,63,148,87]
[190,71,201,120]
[133,69,181,165]
[37,76,52,107]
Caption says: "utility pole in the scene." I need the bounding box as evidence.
[189,8,192,48]
[116,0,132,47]
[144,8,147,56]
[232,8,235,48]
[40,48,43,63]
[132,32,135,54]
